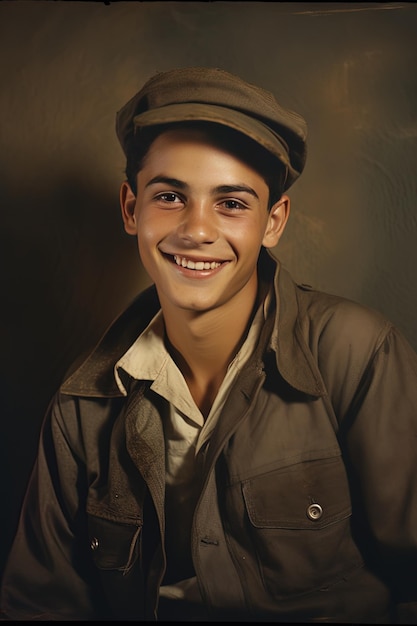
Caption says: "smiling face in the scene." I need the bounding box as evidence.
[120,126,289,319]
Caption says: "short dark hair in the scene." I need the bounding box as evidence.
[124,121,286,210]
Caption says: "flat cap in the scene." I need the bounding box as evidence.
[116,67,307,190]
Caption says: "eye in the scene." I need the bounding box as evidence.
[155,192,183,204]
[219,198,248,212]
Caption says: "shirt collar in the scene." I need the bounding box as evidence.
[114,290,271,395]
[60,251,325,398]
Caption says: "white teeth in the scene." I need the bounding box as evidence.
[174,255,221,270]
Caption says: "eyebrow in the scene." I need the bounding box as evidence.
[145,176,187,190]
[145,176,259,199]
[215,184,259,200]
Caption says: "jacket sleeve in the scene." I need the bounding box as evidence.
[0,393,106,620]
[335,324,417,624]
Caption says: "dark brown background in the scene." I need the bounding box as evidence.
[1,1,417,577]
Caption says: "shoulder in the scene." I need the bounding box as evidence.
[274,260,392,357]
[293,284,401,414]
[271,260,397,397]
[295,283,392,355]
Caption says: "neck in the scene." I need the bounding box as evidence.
[161,288,259,418]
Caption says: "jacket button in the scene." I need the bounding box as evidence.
[90,537,99,551]
[306,503,323,520]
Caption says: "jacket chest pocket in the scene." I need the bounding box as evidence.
[88,515,142,573]
[242,455,363,598]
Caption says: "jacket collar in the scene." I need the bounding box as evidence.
[61,250,325,398]
[268,251,326,396]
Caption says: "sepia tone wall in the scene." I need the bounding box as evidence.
[1,1,416,575]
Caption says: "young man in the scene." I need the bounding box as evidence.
[1,67,417,623]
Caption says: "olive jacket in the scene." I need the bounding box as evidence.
[2,251,417,622]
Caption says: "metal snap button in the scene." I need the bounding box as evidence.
[90,536,99,551]
[306,503,323,521]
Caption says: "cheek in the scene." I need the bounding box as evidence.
[226,218,268,252]
[136,212,162,245]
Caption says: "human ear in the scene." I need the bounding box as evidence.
[120,180,137,235]
[262,195,290,248]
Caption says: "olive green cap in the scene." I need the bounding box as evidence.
[116,67,307,190]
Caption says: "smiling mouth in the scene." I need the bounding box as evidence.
[173,255,222,270]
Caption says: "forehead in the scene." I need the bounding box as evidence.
[149,125,239,154]
[143,127,267,185]
[143,126,266,176]
[136,127,271,204]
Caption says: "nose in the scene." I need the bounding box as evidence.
[177,200,218,245]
